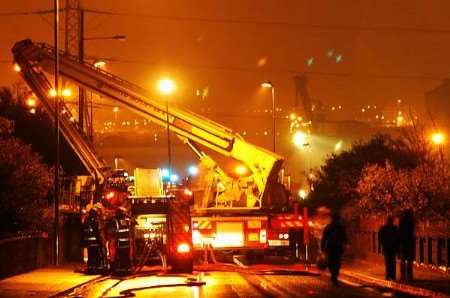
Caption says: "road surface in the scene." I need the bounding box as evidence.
[64,268,414,297]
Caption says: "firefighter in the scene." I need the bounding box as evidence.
[82,208,106,274]
[109,207,133,275]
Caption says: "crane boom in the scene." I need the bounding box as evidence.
[12,39,284,205]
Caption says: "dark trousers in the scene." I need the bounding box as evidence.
[327,251,342,285]
[400,258,413,281]
[384,253,396,280]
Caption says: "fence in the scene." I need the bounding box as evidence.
[350,216,450,270]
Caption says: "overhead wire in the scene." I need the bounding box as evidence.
[2,8,450,34]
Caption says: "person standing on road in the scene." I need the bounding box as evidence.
[398,209,415,281]
[378,216,399,280]
[321,213,348,286]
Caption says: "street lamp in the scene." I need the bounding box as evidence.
[113,106,119,122]
[293,131,309,148]
[262,81,276,152]
[431,132,445,145]
[158,78,176,173]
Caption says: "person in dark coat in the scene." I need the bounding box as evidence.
[321,213,348,286]
[378,216,399,280]
[398,209,415,281]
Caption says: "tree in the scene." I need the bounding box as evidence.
[0,84,85,175]
[306,134,421,212]
[357,161,450,220]
[0,116,53,235]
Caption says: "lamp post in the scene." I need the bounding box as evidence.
[53,0,60,266]
[158,78,176,173]
[262,81,276,152]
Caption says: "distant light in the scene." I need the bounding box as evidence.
[93,60,106,68]
[335,54,343,63]
[289,113,297,120]
[334,140,343,152]
[158,78,175,95]
[13,63,21,72]
[26,97,36,107]
[188,165,199,176]
[169,174,179,183]
[261,81,273,88]
[161,168,170,178]
[293,131,308,147]
[306,57,314,67]
[113,106,119,113]
[29,108,36,114]
[298,189,308,200]
[431,132,445,145]
[49,88,57,97]
[327,50,334,57]
[235,165,248,176]
[396,115,404,127]
[61,88,72,98]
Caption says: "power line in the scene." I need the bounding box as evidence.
[84,9,450,35]
[2,8,450,34]
[99,57,447,81]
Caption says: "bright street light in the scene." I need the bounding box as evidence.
[261,81,273,89]
[293,131,309,147]
[431,132,445,145]
[158,78,176,95]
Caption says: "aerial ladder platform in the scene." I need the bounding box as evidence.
[12,39,284,210]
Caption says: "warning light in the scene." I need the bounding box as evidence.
[188,165,199,176]
[161,168,170,178]
[169,174,179,183]
[176,243,190,254]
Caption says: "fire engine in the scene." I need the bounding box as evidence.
[12,39,306,272]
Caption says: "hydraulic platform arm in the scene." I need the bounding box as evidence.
[12,39,284,204]
[12,41,109,185]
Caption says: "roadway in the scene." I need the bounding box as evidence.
[63,266,415,297]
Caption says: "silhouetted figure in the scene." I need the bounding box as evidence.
[378,216,399,280]
[398,209,415,281]
[321,213,347,286]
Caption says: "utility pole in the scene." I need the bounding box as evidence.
[53,0,60,266]
[65,0,91,139]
